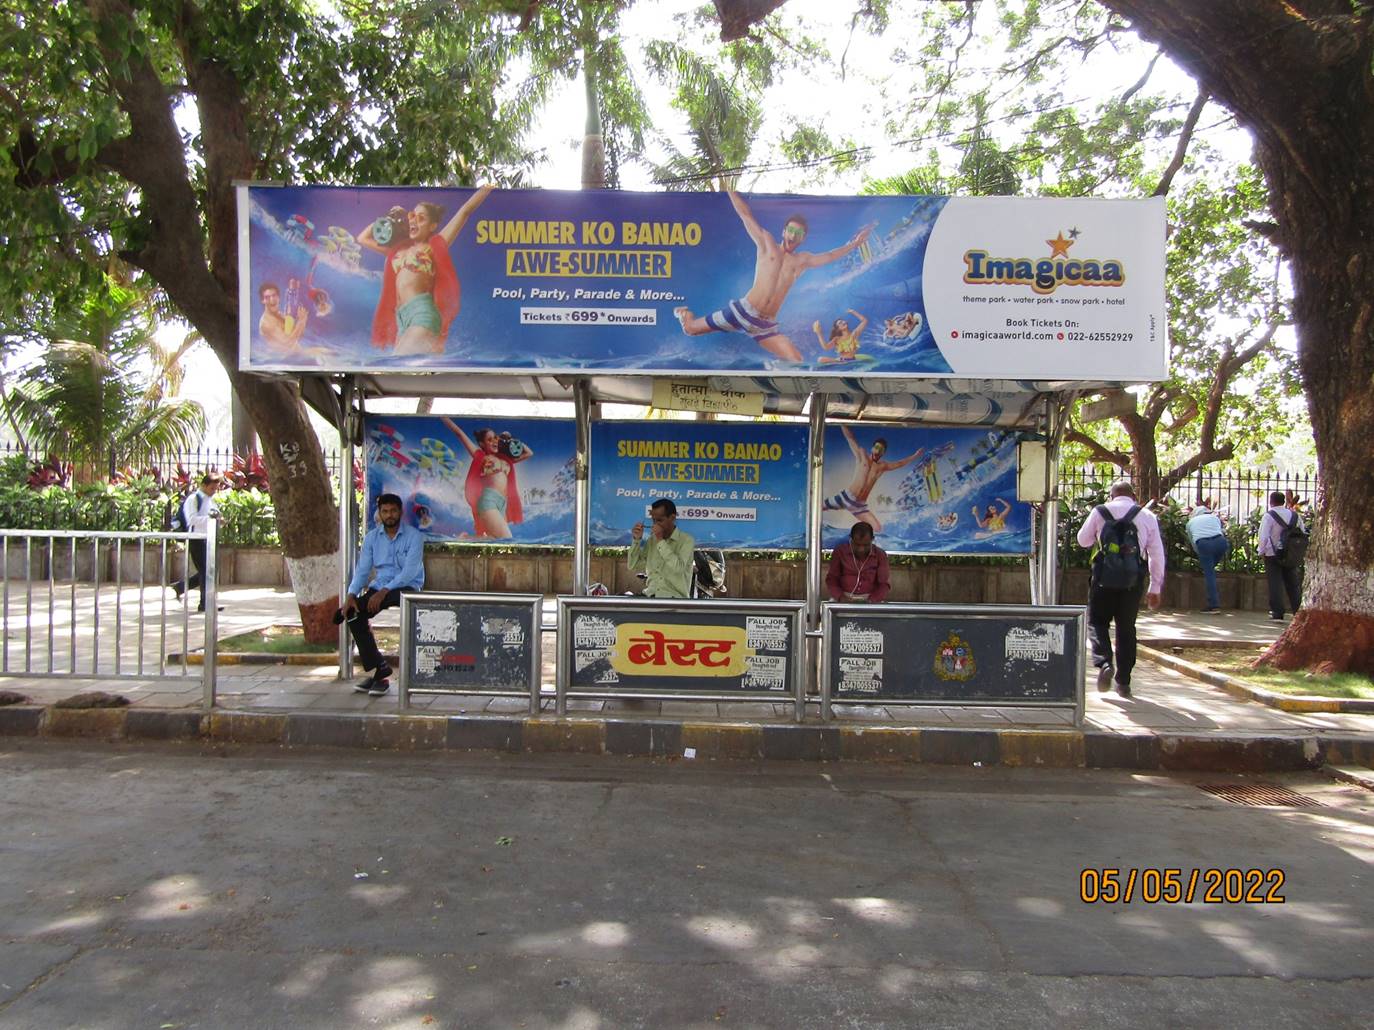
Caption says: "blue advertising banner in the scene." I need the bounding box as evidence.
[239,185,1166,380]
[589,422,809,549]
[364,415,576,545]
[821,424,1031,556]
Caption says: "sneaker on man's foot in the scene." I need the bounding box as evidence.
[1269,613,1285,621]
[367,677,392,697]
[1115,679,1132,698]
[1096,664,1114,692]
[353,670,382,695]
[1201,607,1221,614]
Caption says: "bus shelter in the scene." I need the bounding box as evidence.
[237,184,1166,722]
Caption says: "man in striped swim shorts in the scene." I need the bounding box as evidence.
[675,189,872,363]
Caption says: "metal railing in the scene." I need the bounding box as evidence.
[0,523,217,706]
[1060,465,1320,516]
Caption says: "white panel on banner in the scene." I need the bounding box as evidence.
[238,186,1166,383]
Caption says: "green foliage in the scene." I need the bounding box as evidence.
[214,488,279,547]
[0,0,545,329]
[2,277,205,474]
[0,480,165,532]
[0,477,278,545]
[0,454,32,489]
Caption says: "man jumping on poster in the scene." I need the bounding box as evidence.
[824,425,924,534]
[674,190,873,362]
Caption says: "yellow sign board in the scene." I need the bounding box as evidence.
[610,624,754,678]
[651,380,765,417]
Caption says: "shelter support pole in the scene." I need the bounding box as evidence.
[805,393,827,696]
[337,376,357,680]
[1042,396,1063,604]
[573,379,592,596]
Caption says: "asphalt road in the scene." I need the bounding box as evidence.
[1,741,1371,1029]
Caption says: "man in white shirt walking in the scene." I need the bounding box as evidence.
[174,472,223,613]
[1076,479,1166,698]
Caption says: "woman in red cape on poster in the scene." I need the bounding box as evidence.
[443,418,534,539]
[360,186,492,356]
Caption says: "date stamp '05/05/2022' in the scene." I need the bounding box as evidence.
[1079,868,1286,904]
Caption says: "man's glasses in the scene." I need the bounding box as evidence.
[782,225,806,239]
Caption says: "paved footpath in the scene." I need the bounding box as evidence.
[2,588,1369,739]
[1,742,1371,1029]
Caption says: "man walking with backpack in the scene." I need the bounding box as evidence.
[173,471,223,613]
[1259,491,1306,622]
[1076,479,1165,698]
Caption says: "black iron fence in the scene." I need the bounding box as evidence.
[0,442,344,486]
[1059,465,1319,521]
[1058,465,1319,575]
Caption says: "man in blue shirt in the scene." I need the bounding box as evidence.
[345,493,425,696]
[1185,503,1230,613]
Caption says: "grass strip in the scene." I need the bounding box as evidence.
[1172,646,1374,700]
[219,625,401,655]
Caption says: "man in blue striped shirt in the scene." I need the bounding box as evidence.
[345,493,425,696]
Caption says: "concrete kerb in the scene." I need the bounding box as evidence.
[1140,643,1374,714]
[2,702,1372,773]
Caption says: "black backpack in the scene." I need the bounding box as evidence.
[1268,509,1308,569]
[1093,504,1144,590]
[168,490,202,533]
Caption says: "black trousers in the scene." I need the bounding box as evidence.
[1263,556,1303,618]
[347,588,404,672]
[1087,576,1147,683]
[180,540,208,609]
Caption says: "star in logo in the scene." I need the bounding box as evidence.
[1046,231,1074,258]
[1068,227,1081,239]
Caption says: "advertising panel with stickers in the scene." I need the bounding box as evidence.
[821,605,1084,709]
[560,599,805,702]
[400,593,542,701]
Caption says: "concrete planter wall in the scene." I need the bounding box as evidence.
[197,548,1275,613]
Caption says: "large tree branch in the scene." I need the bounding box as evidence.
[1063,427,1129,467]
[1120,51,1162,102]
[712,0,789,41]
[1152,87,1208,196]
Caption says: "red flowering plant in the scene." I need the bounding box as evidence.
[227,452,270,491]
[26,457,70,489]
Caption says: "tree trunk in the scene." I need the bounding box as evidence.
[85,0,345,645]
[231,375,341,642]
[580,48,607,190]
[231,393,257,457]
[1102,0,1374,672]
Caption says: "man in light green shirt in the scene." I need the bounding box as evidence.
[628,498,696,599]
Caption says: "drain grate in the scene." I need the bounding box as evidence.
[1197,782,1322,807]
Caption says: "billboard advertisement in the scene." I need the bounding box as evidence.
[363,415,576,545]
[821,423,1031,555]
[240,185,1165,380]
[589,421,809,550]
